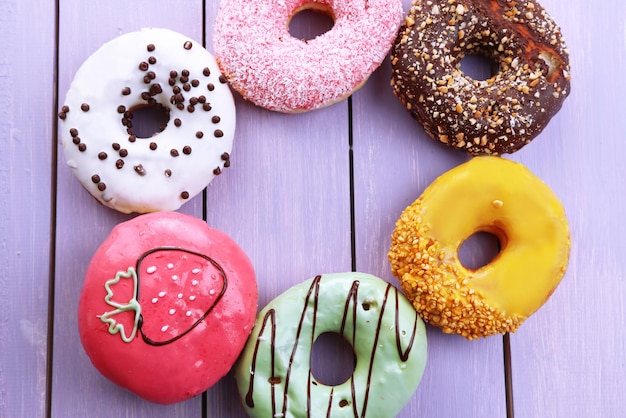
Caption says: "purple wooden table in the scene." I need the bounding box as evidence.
[2,0,624,417]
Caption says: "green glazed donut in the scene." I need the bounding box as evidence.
[234,272,427,417]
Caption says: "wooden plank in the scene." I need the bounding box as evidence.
[351,53,507,418]
[0,0,55,416]
[51,1,205,416]
[203,3,353,414]
[508,0,626,416]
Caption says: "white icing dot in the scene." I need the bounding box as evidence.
[151,298,158,304]
[209,289,215,295]
[158,291,166,297]
[192,268,201,274]
[171,275,179,281]
[177,293,183,299]
[167,263,174,269]
[191,280,199,286]
[147,266,157,274]
[189,295,196,301]
[169,309,176,315]
[161,325,169,332]
[186,311,192,317]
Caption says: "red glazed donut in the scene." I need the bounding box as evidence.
[391,0,571,155]
[213,0,404,112]
[78,212,257,404]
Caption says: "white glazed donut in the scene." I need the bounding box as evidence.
[235,273,428,417]
[59,28,236,214]
[213,0,404,113]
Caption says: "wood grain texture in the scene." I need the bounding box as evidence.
[51,1,204,416]
[0,0,55,416]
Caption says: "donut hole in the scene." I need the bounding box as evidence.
[288,4,335,41]
[125,104,170,139]
[460,52,499,81]
[458,230,501,270]
[310,332,356,386]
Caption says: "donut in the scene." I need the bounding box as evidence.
[390,0,571,155]
[235,272,427,417]
[78,212,258,404]
[388,157,570,339]
[59,28,236,214]
[213,0,404,112]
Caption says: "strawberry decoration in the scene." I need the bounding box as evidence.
[98,247,226,346]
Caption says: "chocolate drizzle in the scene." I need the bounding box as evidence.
[244,275,420,417]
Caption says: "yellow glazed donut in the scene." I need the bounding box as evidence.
[388,157,570,339]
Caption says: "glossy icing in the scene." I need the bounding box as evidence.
[60,28,236,213]
[388,156,571,339]
[78,212,257,404]
[235,272,427,417]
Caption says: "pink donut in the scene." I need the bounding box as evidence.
[213,0,404,113]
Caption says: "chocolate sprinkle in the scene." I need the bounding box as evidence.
[187,105,195,113]
[207,83,215,91]
[116,159,124,169]
[183,146,192,155]
[70,128,79,137]
[72,137,81,145]
[122,87,131,96]
[97,183,106,191]
[182,69,190,77]
[119,149,128,157]
[134,164,146,176]
[128,135,137,143]
[148,56,157,65]
[170,70,178,78]
[184,41,192,50]
[165,169,172,177]
[147,44,155,52]
[98,152,107,160]
[117,105,126,114]
[91,175,100,183]
[213,167,222,175]
[78,143,87,152]
[221,152,230,161]
[214,129,223,138]
[149,83,163,96]
[202,103,212,111]
[219,75,227,84]
[81,103,90,112]
[195,131,204,138]
[203,67,210,77]
[212,116,221,124]
[112,143,121,151]
[191,79,199,88]
[139,62,149,71]
[150,142,157,150]
[170,149,179,157]
[174,118,182,127]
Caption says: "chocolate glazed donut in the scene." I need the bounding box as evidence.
[391,0,571,155]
